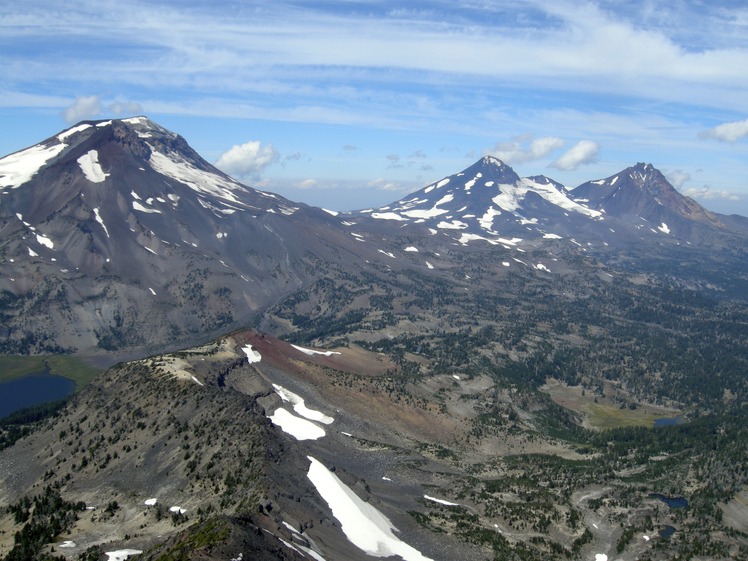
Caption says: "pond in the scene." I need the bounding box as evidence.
[0,372,76,419]
[653,417,685,428]
[659,525,676,539]
[649,493,689,509]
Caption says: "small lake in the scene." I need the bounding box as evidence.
[0,372,76,419]
[653,417,685,428]
[649,493,689,509]
[659,525,676,538]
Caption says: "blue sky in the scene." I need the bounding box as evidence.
[2,1,748,214]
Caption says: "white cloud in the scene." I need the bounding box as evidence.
[700,118,748,142]
[62,96,102,123]
[550,140,599,170]
[367,178,405,192]
[667,170,691,189]
[683,187,740,201]
[107,100,143,116]
[215,140,278,178]
[298,178,317,189]
[485,136,564,164]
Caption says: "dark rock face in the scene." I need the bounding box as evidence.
[0,118,364,356]
[572,163,728,238]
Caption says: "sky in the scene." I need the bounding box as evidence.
[2,0,748,214]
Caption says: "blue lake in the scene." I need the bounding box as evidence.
[649,493,689,509]
[0,373,76,419]
[659,525,676,538]
[653,417,685,428]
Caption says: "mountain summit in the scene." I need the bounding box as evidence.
[0,117,358,355]
[351,155,603,242]
[572,162,723,234]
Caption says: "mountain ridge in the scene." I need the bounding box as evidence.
[1,118,748,561]
[1,117,747,359]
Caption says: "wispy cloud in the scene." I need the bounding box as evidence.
[700,118,748,142]
[667,170,692,189]
[484,135,564,165]
[367,178,409,192]
[298,178,317,189]
[2,1,748,213]
[8,1,748,123]
[683,187,740,201]
[550,141,600,171]
[62,96,102,123]
[61,95,144,124]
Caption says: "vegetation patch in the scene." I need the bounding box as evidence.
[0,355,101,389]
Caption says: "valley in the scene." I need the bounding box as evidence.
[0,118,747,560]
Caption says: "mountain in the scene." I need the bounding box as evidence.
[348,156,748,254]
[572,162,731,240]
[350,156,605,244]
[0,117,374,356]
[1,120,748,560]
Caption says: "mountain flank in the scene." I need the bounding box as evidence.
[1,118,748,560]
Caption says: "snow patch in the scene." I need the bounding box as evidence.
[144,498,158,506]
[149,150,248,206]
[242,345,262,363]
[404,246,418,252]
[93,208,109,237]
[658,222,670,234]
[272,383,334,425]
[28,247,38,257]
[543,233,562,239]
[400,193,454,219]
[58,123,92,141]
[270,408,326,440]
[133,200,161,214]
[424,495,460,507]
[77,150,109,183]
[306,456,433,561]
[105,550,142,561]
[425,261,434,269]
[291,344,341,358]
[0,142,67,189]
[169,506,186,514]
[36,233,54,249]
[59,540,76,548]
[371,212,406,221]
[479,207,501,231]
[437,220,467,230]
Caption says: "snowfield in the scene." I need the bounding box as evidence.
[424,495,460,507]
[242,344,262,363]
[77,150,109,183]
[291,344,342,358]
[105,550,143,561]
[269,408,326,440]
[0,142,67,189]
[306,456,434,561]
[273,383,334,424]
